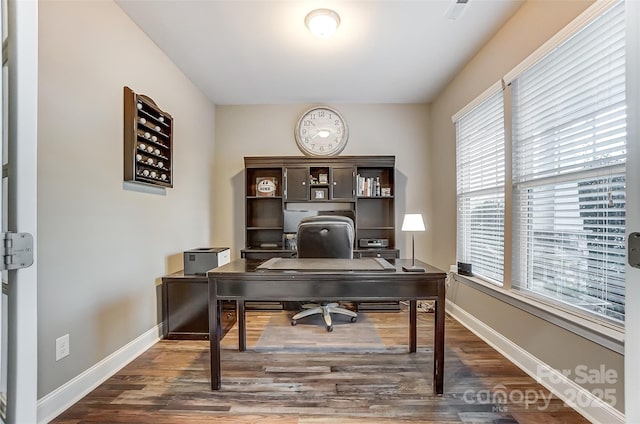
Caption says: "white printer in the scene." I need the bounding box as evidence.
[183,247,230,275]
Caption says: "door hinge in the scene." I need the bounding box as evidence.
[1,232,34,271]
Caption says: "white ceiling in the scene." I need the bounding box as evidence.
[116,0,523,105]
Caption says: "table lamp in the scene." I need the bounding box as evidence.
[401,213,426,272]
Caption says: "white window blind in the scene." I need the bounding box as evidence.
[456,89,505,283]
[511,1,626,321]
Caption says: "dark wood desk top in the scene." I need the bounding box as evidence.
[209,258,446,278]
[208,258,446,302]
[163,270,207,280]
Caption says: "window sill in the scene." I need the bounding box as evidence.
[451,273,624,354]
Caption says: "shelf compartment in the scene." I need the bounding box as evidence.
[247,198,283,228]
[309,166,330,185]
[356,228,396,249]
[246,167,282,197]
[356,166,394,197]
[356,197,394,228]
[246,228,283,249]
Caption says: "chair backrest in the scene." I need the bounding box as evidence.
[296,215,354,259]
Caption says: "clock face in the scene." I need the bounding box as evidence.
[294,106,348,156]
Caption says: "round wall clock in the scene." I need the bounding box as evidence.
[294,106,349,156]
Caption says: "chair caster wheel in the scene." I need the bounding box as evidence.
[291,320,297,326]
[351,317,357,323]
[327,325,333,332]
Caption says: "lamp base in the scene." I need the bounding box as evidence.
[402,265,425,273]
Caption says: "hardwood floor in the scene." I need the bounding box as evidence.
[51,310,589,423]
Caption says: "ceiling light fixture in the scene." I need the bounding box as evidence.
[445,0,469,20]
[305,8,340,38]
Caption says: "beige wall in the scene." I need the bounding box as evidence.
[212,104,432,261]
[429,0,624,413]
[37,0,216,397]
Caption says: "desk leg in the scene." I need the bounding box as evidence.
[409,300,417,353]
[209,280,221,390]
[238,300,246,352]
[434,294,445,395]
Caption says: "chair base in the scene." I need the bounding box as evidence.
[291,302,357,332]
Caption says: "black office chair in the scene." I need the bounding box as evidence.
[291,215,358,332]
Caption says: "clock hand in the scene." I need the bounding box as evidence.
[312,129,331,139]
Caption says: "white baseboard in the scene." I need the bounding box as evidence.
[446,300,625,424]
[37,324,162,424]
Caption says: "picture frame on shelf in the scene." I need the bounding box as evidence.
[313,188,328,200]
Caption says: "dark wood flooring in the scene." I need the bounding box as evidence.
[51,310,589,423]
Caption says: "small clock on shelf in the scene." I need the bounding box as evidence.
[294,106,348,156]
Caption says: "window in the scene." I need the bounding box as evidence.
[455,88,505,283]
[511,1,626,322]
[453,0,626,323]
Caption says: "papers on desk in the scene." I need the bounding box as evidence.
[257,257,396,271]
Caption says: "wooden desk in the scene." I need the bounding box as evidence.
[207,258,447,394]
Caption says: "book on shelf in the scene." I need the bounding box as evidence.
[356,175,384,197]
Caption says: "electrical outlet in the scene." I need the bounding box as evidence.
[56,334,70,361]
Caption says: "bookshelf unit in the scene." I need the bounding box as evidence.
[242,156,398,311]
[243,156,397,258]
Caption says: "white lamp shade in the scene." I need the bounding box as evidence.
[401,214,425,232]
[305,9,340,38]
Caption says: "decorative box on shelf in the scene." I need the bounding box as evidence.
[123,86,173,188]
[256,177,278,197]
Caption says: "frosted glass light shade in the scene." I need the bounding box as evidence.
[305,9,340,38]
[401,214,425,232]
